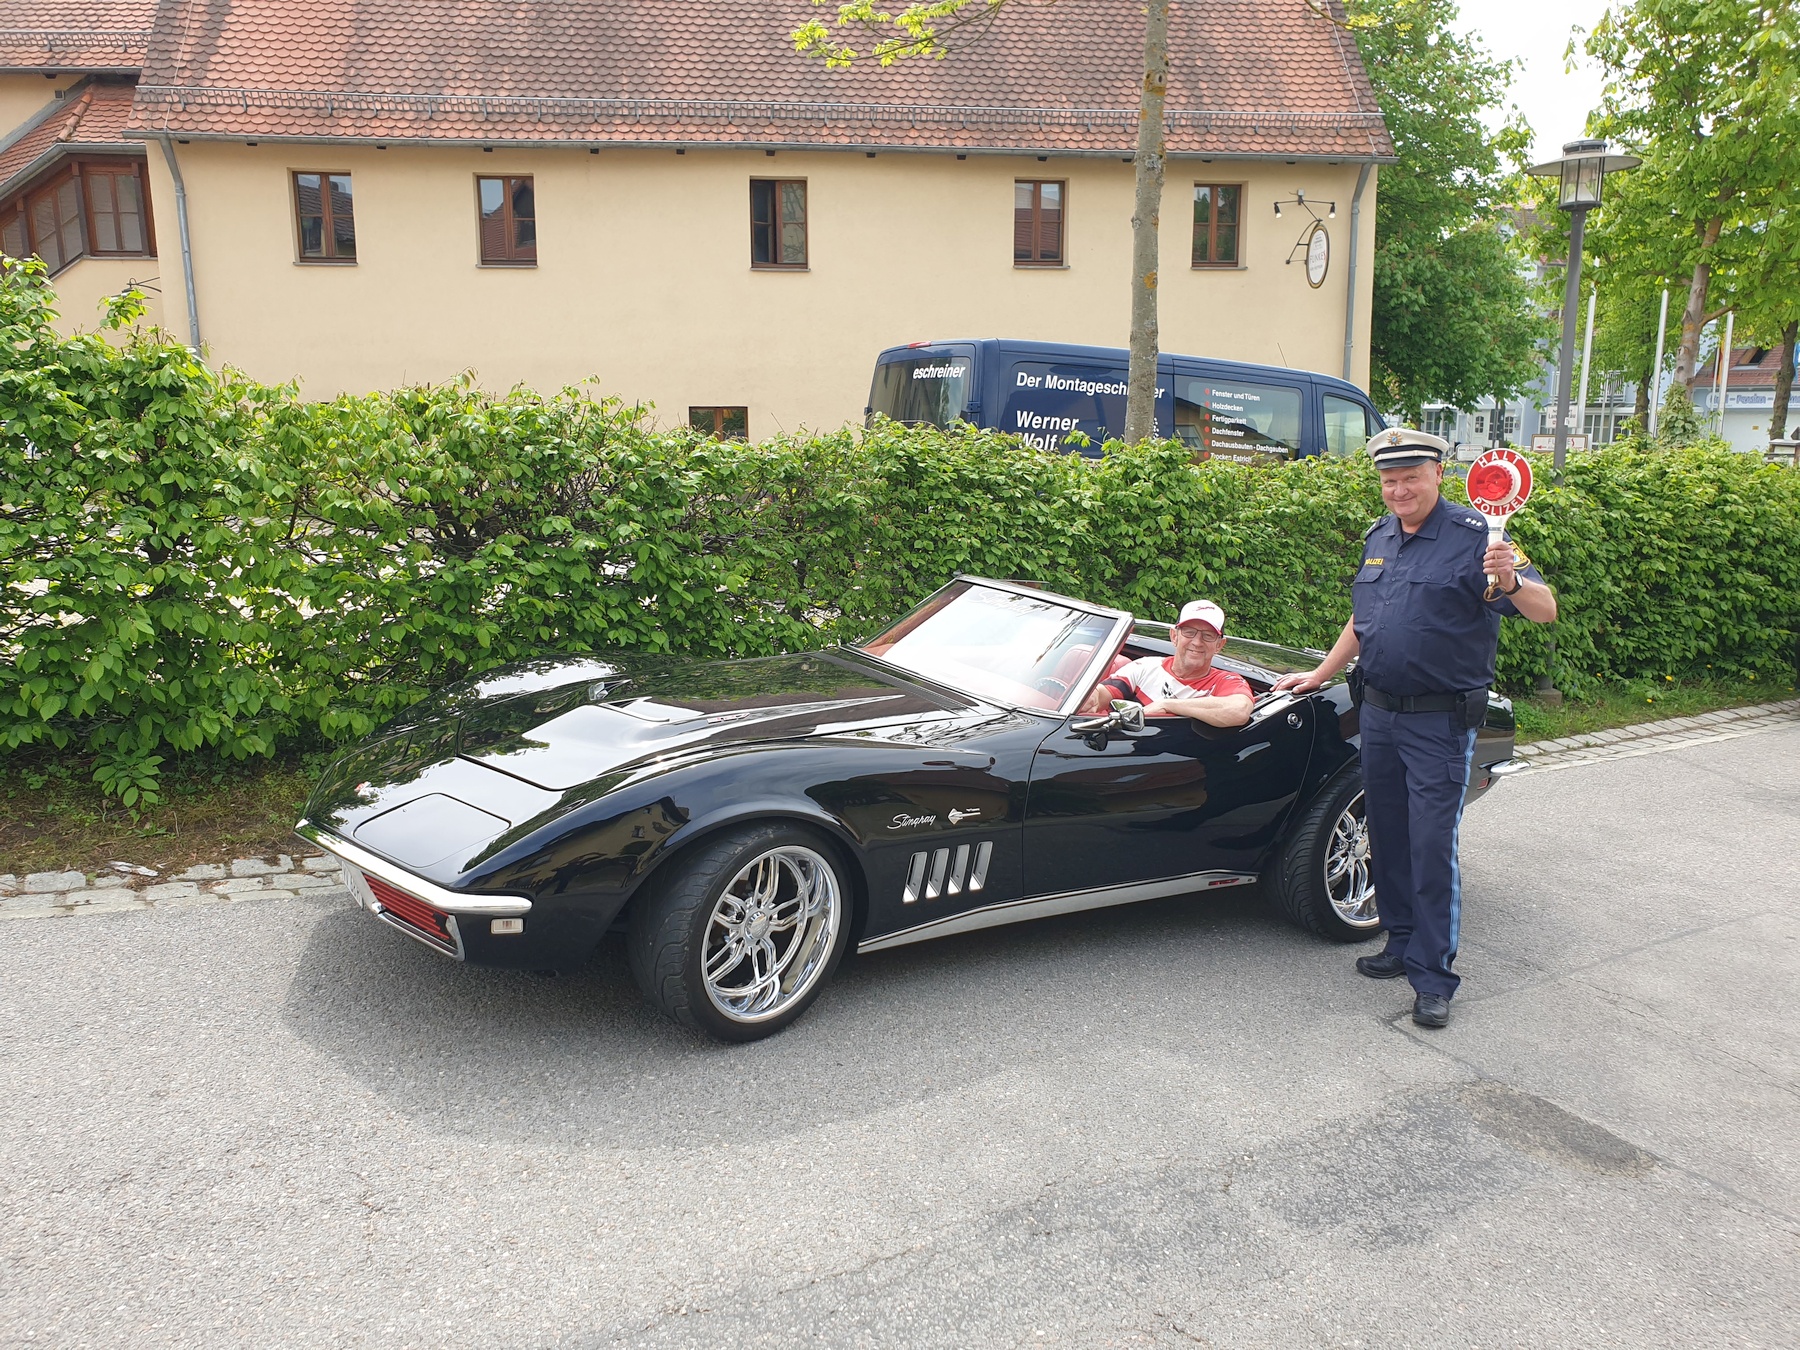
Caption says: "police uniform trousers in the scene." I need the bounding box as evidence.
[1359,702,1479,999]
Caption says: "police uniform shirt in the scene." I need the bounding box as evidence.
[1352,497,1545,696]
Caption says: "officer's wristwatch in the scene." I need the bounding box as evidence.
[1501,576,1524,595]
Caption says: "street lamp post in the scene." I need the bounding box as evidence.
[1527,139,1640,471]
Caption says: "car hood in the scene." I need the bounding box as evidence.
[457,650,966,790]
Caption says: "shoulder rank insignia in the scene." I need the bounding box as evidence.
[1452,512,1487,531]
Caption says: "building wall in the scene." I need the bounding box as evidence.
[142,140,1378,431]
[0,73,79,137]
[44,253,166,335]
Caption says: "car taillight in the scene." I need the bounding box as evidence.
[363,873,453,946]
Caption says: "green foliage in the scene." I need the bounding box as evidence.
[1347,0,1553,421]
[3,262,1797,802]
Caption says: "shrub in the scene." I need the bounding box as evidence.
[4,259,1796,801]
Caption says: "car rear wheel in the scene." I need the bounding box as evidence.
[1266,766,1382,943]
[627,823,852,1042]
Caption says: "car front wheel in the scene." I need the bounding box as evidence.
[627,824,852,1042]
[1266,767,1382,943]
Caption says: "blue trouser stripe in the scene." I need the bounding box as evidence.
[1358,703,1479,1000]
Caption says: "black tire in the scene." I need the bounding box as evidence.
[626,822,853,1042]
[1266,765,1383,943]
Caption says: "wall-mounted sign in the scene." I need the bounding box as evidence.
[1304,222,1329,288]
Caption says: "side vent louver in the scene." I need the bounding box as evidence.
[903,840,993,903]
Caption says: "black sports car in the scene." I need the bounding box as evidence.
[297,577,1520,1041]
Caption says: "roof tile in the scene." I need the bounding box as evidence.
[125,0,1391,158]
[0,78,141,194]
[0,0,155,71]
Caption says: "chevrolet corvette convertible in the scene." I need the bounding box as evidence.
[297,578,1520,1041]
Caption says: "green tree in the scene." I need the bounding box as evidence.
[1587,0,1800,393]
[1346,0,1551,423]
[795,0,1171,444]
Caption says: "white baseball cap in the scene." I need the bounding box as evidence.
[1176,600,1226,634]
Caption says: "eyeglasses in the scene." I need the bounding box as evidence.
[1174,626,1224,642]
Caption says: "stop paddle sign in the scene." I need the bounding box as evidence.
[1466,447,1533,587]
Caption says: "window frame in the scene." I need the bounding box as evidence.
[475,174,537,267]
[689,406,750,441]
[1191,182,1246,269]
[1013,179,1066,267]
[750,178,808,270]
[77,159,153,258]
[291,170,357,264]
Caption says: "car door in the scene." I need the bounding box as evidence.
[1021,690,1317,897]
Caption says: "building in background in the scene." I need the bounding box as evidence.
[1695,345,1799,453]
[3,0,1392,435]
[0,2,163,331]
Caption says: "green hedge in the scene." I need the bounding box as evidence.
[5,259,1798,803]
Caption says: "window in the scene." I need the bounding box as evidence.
[83,164,146,254]
[1422,408,1458,440]
[1323,394,1380,457]
[1014,180,1064,265]
[1173,376,1302,461]
[477,175,535,265]
[0,159,154,276]
[1192,184,1242,267]
[690,406,749,440]
[294,172,356,261]
[751,179,807,268]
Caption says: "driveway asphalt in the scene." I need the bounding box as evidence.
[1,722,1796,1348]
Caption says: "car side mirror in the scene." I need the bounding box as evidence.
[1071,699,1146,736]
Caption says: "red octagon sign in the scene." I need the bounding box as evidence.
[1466,447,1533,521]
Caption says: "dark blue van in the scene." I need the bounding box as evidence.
[867,338,1386,462]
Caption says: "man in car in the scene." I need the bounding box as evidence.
[1080,600,1253,727]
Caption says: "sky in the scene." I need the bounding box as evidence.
[1452,0,1615,163]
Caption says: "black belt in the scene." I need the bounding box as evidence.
[1362,683,1478,714]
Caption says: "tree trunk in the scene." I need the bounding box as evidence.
[1672,216,1724,390]
[1124,0,1169,444]
[1632,366,1650,431]
[1772,318,1798,448]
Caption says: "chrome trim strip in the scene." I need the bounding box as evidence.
[902,851,928,904]
[371,908,465,961]
[1487,759,1528,777]
[969,841,993,891]
[857,869,1259,953]
[295,819,533,916]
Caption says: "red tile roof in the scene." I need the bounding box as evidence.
[0,1,155,71]
[0,78,141,195]
[126,0,1392,159]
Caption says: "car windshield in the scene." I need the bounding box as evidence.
[858,581,1120,710]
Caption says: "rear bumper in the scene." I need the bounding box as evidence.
[296,819,533,963]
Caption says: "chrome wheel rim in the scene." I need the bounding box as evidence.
[1324,791,1379,928]
[703,846,842,1024]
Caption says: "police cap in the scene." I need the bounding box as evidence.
[1368,426,1450,469]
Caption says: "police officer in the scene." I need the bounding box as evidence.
[1274,429,1557,1027]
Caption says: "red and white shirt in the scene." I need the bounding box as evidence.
[1101,657,1252,708]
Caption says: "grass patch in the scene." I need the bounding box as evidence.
[1512,675,1796,743]
[0,751,326,878]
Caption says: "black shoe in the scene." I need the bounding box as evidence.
[1355,948,1408,980]
[1412,993,1451,1028]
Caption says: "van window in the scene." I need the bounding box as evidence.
[1173,377,1302,462]
[1323,394,1380,457]
[1000,361,1137,455]
[868,354,974,426]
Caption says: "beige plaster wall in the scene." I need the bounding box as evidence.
[45,254,166,336]
[0,73,79,139]
[142,140,1378,431]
